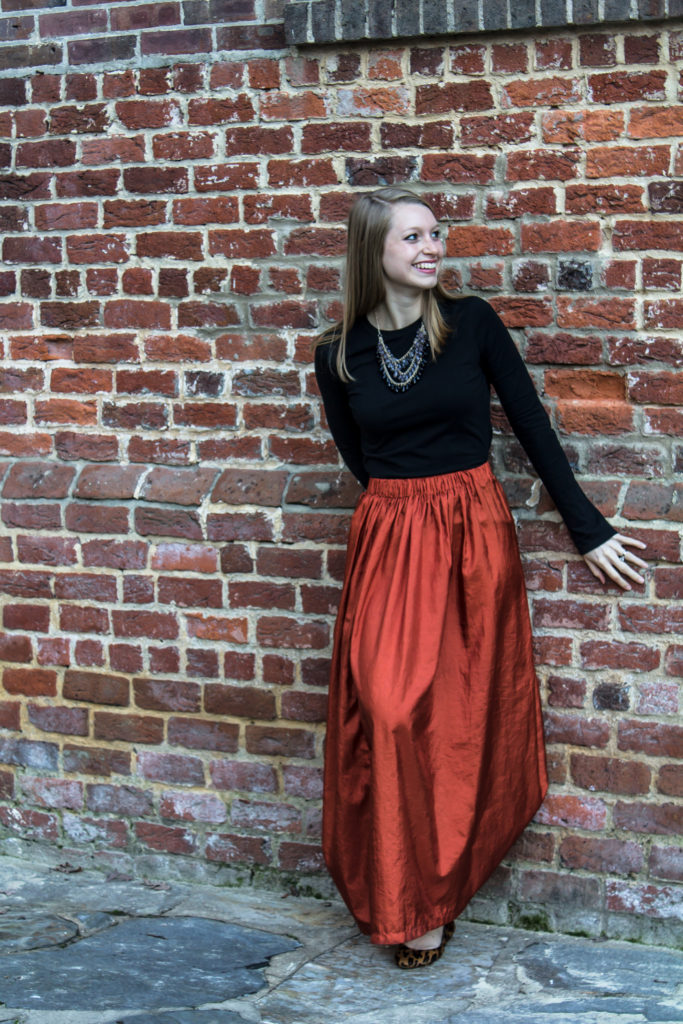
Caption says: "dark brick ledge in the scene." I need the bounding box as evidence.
[285,0,682,46]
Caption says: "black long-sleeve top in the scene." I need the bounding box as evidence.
[314,295,616,555]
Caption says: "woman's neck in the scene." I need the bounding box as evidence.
[370,293,423,331]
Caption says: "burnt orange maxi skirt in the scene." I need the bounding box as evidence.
[322,462,549,945]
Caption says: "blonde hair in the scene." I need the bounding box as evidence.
[316,187,458,381]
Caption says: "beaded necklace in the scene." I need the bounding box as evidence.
[375,319,429,393]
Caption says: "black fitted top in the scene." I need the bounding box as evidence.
[314,295,616,555]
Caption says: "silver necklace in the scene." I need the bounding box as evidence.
[375,319,429,393]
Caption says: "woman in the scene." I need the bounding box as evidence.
[313,187,647,969]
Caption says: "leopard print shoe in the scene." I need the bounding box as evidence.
[394,920,455,969]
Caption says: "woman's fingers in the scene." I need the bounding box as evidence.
[583,536,648,590]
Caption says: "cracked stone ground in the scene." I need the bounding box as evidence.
[0,858,681,1023]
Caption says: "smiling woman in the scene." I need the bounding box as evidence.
[313,187,648,969]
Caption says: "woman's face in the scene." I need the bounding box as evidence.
[381,203,444,294]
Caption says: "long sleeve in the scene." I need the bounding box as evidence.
[314,342,369,488]
[479,300,617,555]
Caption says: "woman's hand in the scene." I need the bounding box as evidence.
[582,533,648,591]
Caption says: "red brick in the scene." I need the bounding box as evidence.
[135,506,202,541]
[0,632,33,661]
[171,197,238,227]
[64,504,128,535]
[544,711,610,749]
[185,614,247,643]
[628,106,683,141]
[209,759,277,793]
[588,70,666,104]
[248,57,280,89]
[168,716,238,752]
[278,842,324,872]
[617,720,683,759]
[137,750,204,785]
[636,681,679,716]
[228,580,295,612]
[657,765,683,797]
[17,139,76,168]
[245,724,316,759]
[299,121,370,154]
[29,704,88,737]
[231,798,301,833]
[0,806,58,841]
[624,34,660,64]
[649,846,683,883]
[507,149,580,182]
[535,793,608,831]
[63,668,129,706]
[94,711,163,745]
[619,604,683,634]
[160,790,226,824]
[281,690,328,723]
[665,646,683,678]
[256,616,328,650]
[559,836,643,874]
[36,638,70,667]
[607,879,681,919]
[66,747,128,783]
[150,543,216,574]
[204,683,276,720]
[194,161,259,191]
[80,540,146,570]
[506,831,555,864]
[3,461,74,499]
[60,605,109,635]
[205,831,268,865]
[22,776,83,811]
[127,439,189,470]
[140,466,216,507]
[3,667,56,697]
[112,610,178,639]
[502,76,580,108]
[613,802,681,836]
[261,654,294,686]
[157,576,222,608]
[421,153,495,184]
[622,483,683,522]
[587,145,669,178]
[136,821,197,854]
[580,640,659,671]
[33,399,96,426]
[103,300,170,331]
[0,700,20,731]
[224,651,255,681]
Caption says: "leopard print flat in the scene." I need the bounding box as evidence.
[394,920,455,969]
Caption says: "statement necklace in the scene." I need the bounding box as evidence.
[375,318,429,393]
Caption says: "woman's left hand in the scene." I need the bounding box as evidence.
[582,533,648,591]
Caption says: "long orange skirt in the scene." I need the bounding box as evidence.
[322,463,548,945]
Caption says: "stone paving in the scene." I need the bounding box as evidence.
[0,856,681,1023]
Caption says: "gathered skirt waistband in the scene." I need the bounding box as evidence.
[364,462,492,499]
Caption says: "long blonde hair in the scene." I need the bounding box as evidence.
[316,187,458,381]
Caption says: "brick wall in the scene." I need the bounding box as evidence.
[0,1,681,945]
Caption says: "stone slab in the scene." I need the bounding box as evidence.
[517,937,683,997]
[0,862,188,918]
[0,911,78,952]
[257,924,507,1023]
[0,916,298,1012]
[115,1013,253,1023]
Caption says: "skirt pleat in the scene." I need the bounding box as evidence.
[322,462,548,944]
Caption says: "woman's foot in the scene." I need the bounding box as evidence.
[394,921,455,969]
[404,925,443,950]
